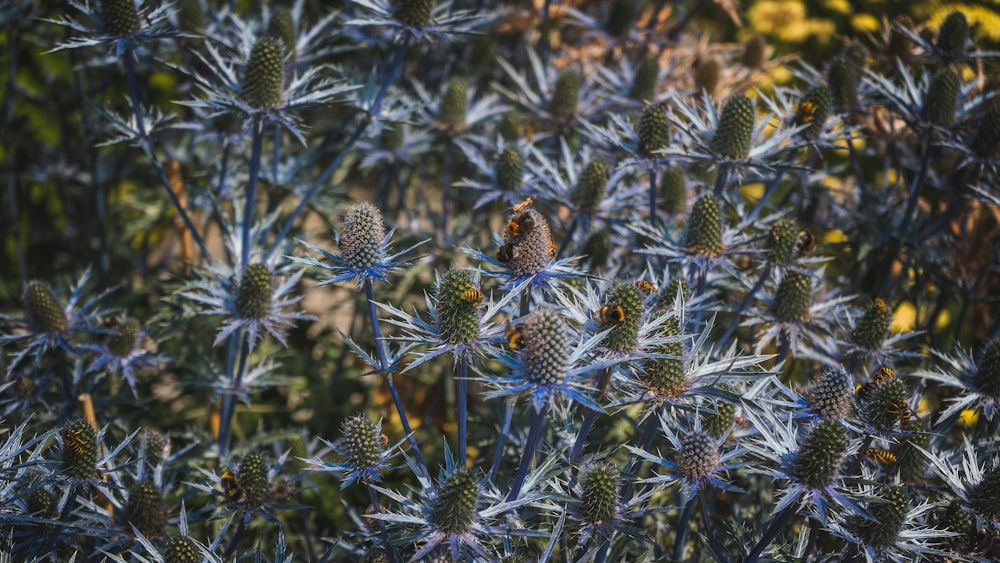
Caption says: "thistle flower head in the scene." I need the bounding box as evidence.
[792,419,848,489]
[520,307,571,388]
[101,0,140,38]
[861,376,909,432]
[498,110,520,141]
[440,80,468,131]
[242,37,285,109]
[972,105,1000,161]
[891,419,930,482]
[855,485,909,548]
[973,337,1000,400]
[693,57,721,97]
[660,168,686,216]
[684,195,724,256]
[176,0,206,33]
[655,278,691,310]
[853,298,892,351]
[430,469,479,534]
[236,263,274,320]
[702,400,736,439]
[598,281,643,352]
[501,204,553,280]
[640,317,685,398]
[107,317,141,358]
[711,94,754,161]
[570,159,609,212]
[936,11,969,58]
[583,230,611,270]
[806,366,854,419]
[268,8,296,55]
[435,269,483,345]
[924,69,959,128]
[495,146,523,193]
[795,87,831,140]
[142,428,165,468]
[125,479,166,539]
[551,71,580,120]
[23,281,68,334]
[766,218,799,265]
[638,103,670,157]
[61,418,98,480]
[340,201,388,270]
[741,35,767,69]
[676,430,721,482]
[314,414,395,488]
[580,463,619,525]
[394,0,434,28]
[969,465,1000,523]
[772,271,812,323]
[605,0,636,39]
[237,452,270,508]
[629,57,659,102]
[828,56,858,113]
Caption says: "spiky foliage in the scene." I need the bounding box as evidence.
[767,218,799,265]
[435,270,482,345]
[629,57,659,102]
[243,37,285,109]
[637,104,669,157]
[339,202,387,271]
[806,367,854,419]
[711,95,754,160]
[495,146,522,193]
[684,195,723,256]
[772,272,812,323]
[580,464,619,525]
[61,418,98,479]
[394,0,434,27]
[854,298,892,351]
[101,0,140,38]
[792,419,848,488]
[924,69,959,128]
[599,281,643,352]
[551,71,580,120]
[570,159,610,212]
[268,9,296,55]
[441,80,468,131]
[125,479,166,539]
[936,11,969,58]
[23,281,67,334]
[828,56,858,112]
[238,452,269,508]
[430,469,479,534]
[969,466,1000,522]
[656,278,690,310]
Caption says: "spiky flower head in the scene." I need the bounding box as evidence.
[498,110,520,142]
[570,159,609,212]
[891,419,930,482]
[236,263,273,320]
[106,317,142,358]
[26,488,56,532]
[599,281,643,352]
[440,80,468,131]
[741,35,767,69]
[243,37,285,109]
[693,58,720,97]
[61,418,98,479]
[502,205,553,279]
[495,146,523,193]
[795,87,831,140]
[936,11,969,58]
[24,281,67,334]
[792,419,848,488]
[101,0,140,38]
[972,105,1000,160]
[684,195,724,256]
[973,337,1000,400]
[970,465,1000,522]
[583,230,611,270]
[703,400,736,439]
[268,9,296,55]
[177,0,206,33]
[430,469,479,534]
[125,479,166,539]
[938,501,972,553]
[238,452,269,508]
[656,278,691,310]
[394,0,433,27]
[854,298,892,351]
[828,56,858,113]
[605,0,636,39]
[660,168,686,216]
[857,485,909,547]
[580,463,619,525]
[767,218,799,265]
[862,377,908,431]
[629,57,659,102]
[435,269,482,345]
[164,536,201,563]
[520,307,571,387]
[336,414,389,485]
[638,103,670,157]
[806,367,853,419]
[641,317,685,398]
[711,94,754,160]
[676,430,721,482]
[143,428,165,467]
[772,271,812,323]
[924,69,959,128]
[551,71,580,120]
[339,202,387,271]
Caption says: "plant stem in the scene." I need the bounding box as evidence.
[712,163,730,197]
[507,404,548,502]
[242,121,264,269]
[901,131,932,234]
[699,488,728,563]
[367,482,398,563]
[442,139,452,241]
[555,216,578,260]
[620,413,659,500]
[648,167,658,227]
[673,493,697,561]
[746,151,798,224]
[218,336,250,455]
[718,263,772,347]
[456,354,469,468]
[745,502,797,563]
[488,399,515,485]
[569,368,611,463]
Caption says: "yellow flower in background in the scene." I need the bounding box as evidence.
[891,301,917,333]
[747,0,837,44]
[958,408,980,428]
[925,5,1000,42]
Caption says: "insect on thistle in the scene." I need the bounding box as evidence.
[462,287,484,306]
[595,304,626,325]
[221,470,244,503]
[634,280,658,295]
[504,321,524,350]
[497,244,518,263]
[505,212,536,238]
[887,399,913,426]
[795,100,818,125]
[863,448,897,465]
[794,229,816,256]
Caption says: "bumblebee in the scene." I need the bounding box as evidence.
[462,287,483,306]
[635,280,658,295]
[794,100,818,126]
[221,470,243,503]
[505,321,524,350]
[794,229,816,256]
[505,212,536,238]
[548,237,558,260]
[863,448,897,465]
[596,304,625,325]
[497,244,517,264]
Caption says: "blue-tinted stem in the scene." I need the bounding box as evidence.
[845,131,869,199]
[365,280,427,478]
[901,131,932,234]
[217,143,230,198]
[746,150,798,224]
[648,167,658,227]
[718,263,772,346]
[242,122,264,269]
[699,488,729,563]
[555,216,578,260]
[367,482,398,563]
[456,354,468,468]
[442,139,452,241]
[123,51,211,263]
[506,403,548,502]
[218,335,250,455]
[272,123,281,186]
[488,399,515,485]
[620,414,659,500]
[745,503,797,563]
[712,163,730,197]
[519,288,531,318]
[569,368,611,463]
[673,492,697,561]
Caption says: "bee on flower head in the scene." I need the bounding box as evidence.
[462,287,483,306]
[794,99,818,126]
[221,470,243,504]
[887,398,913,426]
[634,280,657,295]
[504,321,524,350]
[794,229,816,256]
[863,448,897,465]
[548,237,558,260]
[497,244,518,264]
[595,304,626,325]
[505,211,536,238]
[874,365,896,385]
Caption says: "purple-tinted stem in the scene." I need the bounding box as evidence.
[507,403,548,502]
[218,335,250,456]
[718,263,772,347]
[456,354,468,468]
[367,482,398,563]
[569,368,611,463]
[241,122,264,269]
[488,399,515,485]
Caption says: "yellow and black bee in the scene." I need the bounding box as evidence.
[462,287,483,306]
[794,100,818,126]
[794,229,816,256]
[505,321,524,350]
[635,280,658,295]
[497,244,517,264]
[221,470,243,503]
[64,428,88,457]
[548,237,558,260]
[873,365,896,386]
[856,382,879,403]
[863,448,897,465]
[505,212,536,238]
[887,399,913,426]
[596,304,626,325]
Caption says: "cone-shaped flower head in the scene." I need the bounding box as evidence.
[430,469,479,534]
[741,35,767,69]
[972,105,1000,160]
[973,337,1000,399]
[605,0,635,38]
[638,103,670,157]
[502,204,553,279]
[26,488,56,531]
[339,202,387,271]
[520,307,570,387]
[394,0,434,27]
[684,195,724,256]
[570,159,609,212]
[580,463,619,525]
[795,87,831,140]
[435,269,483,345]
[61,418,98,479]
[107,318,142,358]
[236,263,273,320]
[970,466,1000,522]
[660,168,686,215]
[703,400,736,439]
[792,419,848,488]
[862,375,909,431]
[243,37,285,109]
[125,479,166,539]
[495,146,523,193]
[857,485,909,547]
[629,57,659,101]
[936,11,969,58]
[599,281,643,352]
[693,57,720,97]
[924,69,959,128]
[939,501,972,552]
[551,71,580,120]
[772,271,812,323]
[891,419,930,482]
[656,278,690,311]
[498,110,520,142]
[164,537,201,563]
[237,452,269,508]
[806,366,854,419]
[641,317,685,398]
[24,281,67,334]
[143,428,165,468]
[676,430,721,482]
[268,9,296,55]
[767,218,799,265]
[711,94,754,160]
[853,298,892,351]
[583,230,611,270]
[101,0,140,38]
[440,80,468,131]
[336,414,389,485]
[828,56,858,113]
[177,0,206,33]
